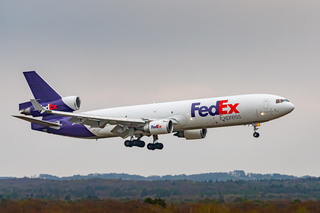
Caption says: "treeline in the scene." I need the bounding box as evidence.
[1,177,320,201]
[36,170,300,181]
[1,198,320,213]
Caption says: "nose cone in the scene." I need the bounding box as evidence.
[286,102,295,114]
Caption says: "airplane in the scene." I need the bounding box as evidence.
[13,71,295,150]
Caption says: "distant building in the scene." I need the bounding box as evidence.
[229,170,246,177]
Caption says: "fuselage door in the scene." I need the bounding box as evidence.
[263,99,269,109]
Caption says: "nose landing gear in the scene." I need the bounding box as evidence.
[252,123,260,138]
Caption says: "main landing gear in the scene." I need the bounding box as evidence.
[124,136,145,148]
[252,123,260,138]
[124,135,164,150]
[147,135,164,150]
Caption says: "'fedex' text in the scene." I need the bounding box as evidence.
[191,100,239,117]
[42,103,57,110]
[151,124,162,129]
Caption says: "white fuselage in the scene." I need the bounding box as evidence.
[83,94,294,138]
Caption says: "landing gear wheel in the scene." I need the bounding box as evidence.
[253,132,260,138]
[147,143,163,150]
[132,140,139,146]
[124,140,133,147]
[154,143,164,150]
[147,143,155,150]
[138,140,145,148]
[125,140,145,148]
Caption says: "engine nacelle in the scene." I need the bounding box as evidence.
[174,129,207,140]
[144,120,173,135]
[62,96,81,111]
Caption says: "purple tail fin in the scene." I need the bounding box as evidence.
[20,71,80,117]
[23,71,61,102]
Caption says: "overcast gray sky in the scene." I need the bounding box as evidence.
[1,0,320,178]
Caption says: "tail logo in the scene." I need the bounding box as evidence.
[41,103,57,110]
[49,103,57,110]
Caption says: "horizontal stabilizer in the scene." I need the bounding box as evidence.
[12,115,62,127]
[19,101,32,111]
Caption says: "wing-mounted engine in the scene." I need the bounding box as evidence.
[144,120,173,135]
[174,129,207,140]
[20,96,81,117]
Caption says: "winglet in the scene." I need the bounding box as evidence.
[30,99,46,113]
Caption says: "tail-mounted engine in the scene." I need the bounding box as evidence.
[61,96,81,111]
[174,129,207,140]
[20,96,81,117]
[144,120,173,135]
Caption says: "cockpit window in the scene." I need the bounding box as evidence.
[276,99,290,103]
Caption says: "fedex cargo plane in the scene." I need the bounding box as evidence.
[13,71,295,150]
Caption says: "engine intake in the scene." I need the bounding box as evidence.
[174,129,207,140]
[62,96,81,111]
[144,120,173,135]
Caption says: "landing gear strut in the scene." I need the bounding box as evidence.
[147,135,164,150]
[124,136,145,148]
[252,123,260,138]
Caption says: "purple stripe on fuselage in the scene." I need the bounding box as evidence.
[31,116,95,138]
